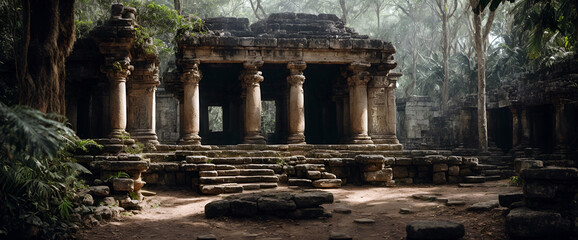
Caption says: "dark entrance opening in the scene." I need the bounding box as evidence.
[491,107,513,151]
[260,64,288,144]
[199,63,242,145]
[303,64,340,144]
[529,105,555,153]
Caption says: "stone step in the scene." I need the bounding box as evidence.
[475,164,498,170]
[462,176,486,183]
[288,178,312,187]
[484,169,502,176]
[484,175,502,181]
[200,183,243,195]
[239,164,283,173]
[200,175,279,184]
[176,150,291,158]
[216,169,276,176]
[209,157,291,165]
[239,182,278,191]
[143,153,177,162]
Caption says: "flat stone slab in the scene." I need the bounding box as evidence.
[406,220,465,240]
[399,208,414,214]
[520,167,578,181]
[329,232,352,240]
[333,207,352,214]
[354,218,376,224]
[197,234,217,240]
[499,193,524,207]
[312,179,342,188]
[467,200,499,211]
[463,176,485,183]
[204,191,333,219]
[412,193,442,201]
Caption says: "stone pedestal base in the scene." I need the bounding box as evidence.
[371,134,399,144]
[179,134,201,145]
[131,130,159,145]
[351,134,373,144]
[244,133,266,144]
[287,133,306,144]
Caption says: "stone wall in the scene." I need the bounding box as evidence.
[155,87,180,144]
[396,96,441,149]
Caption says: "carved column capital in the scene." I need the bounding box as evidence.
[347,62,371,87]
[101,57,134,82]
[287,61,307,86]
[179,59,202,85]
[241,61,264,88]
[387,72,402,88]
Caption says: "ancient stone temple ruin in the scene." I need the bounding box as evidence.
[65,4,558,198]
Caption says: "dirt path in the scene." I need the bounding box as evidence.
[75,180,520,240]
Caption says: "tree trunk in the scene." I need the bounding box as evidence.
[18,0,75,114]
[339,0,347,24]
[441,0,449,112]
[174,0,181,14]
[471,1,487,152]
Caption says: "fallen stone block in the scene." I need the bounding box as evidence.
[506,207,572,239]
[499,193,524,207]
[406,220,465,240]
[312,179,342,188]
[205,200,230,218]
[467,200,499,211]
[293,191,334,207]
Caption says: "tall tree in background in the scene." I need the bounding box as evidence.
[469,0,499,151]
[174,0,181,14]
[371,0,387,38]
[249,0,266,20]
[397,0,425,97]
[18,0,76,114]
[432,0,458,112]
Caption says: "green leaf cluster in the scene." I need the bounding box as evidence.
[0,103,91,239]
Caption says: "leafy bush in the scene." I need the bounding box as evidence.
[0,103,90,239]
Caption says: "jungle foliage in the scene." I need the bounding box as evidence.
[0,102,91,239]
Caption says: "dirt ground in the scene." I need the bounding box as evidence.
[75,179,520,240]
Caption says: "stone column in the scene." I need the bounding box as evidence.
[384,73,401,144]
[102,58,133,138]
[348,62,373,144]
[511,107,520,147]
[554,101,568,152]
[520,108,530,146]
[178,59,202,145]
[127,58,160,145]
[241,61,266,144]
[286,61,307,144]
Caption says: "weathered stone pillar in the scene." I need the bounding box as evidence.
[102,58,133,138]
[554,101,568,152]
[241,61,266,144]
[511,107,520,147]
[92,4,136,139]
[127,56,160,145]
[520,108,530,146]
[384,73,401,144]
[287,61,307,144]
[348,62,373,144]
[178,59,202,145]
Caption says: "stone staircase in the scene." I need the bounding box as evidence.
[132,144,504,195]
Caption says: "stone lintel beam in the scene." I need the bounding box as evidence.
[287,61,307,144]
[347,62,373,144]
[178,58,202,145]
